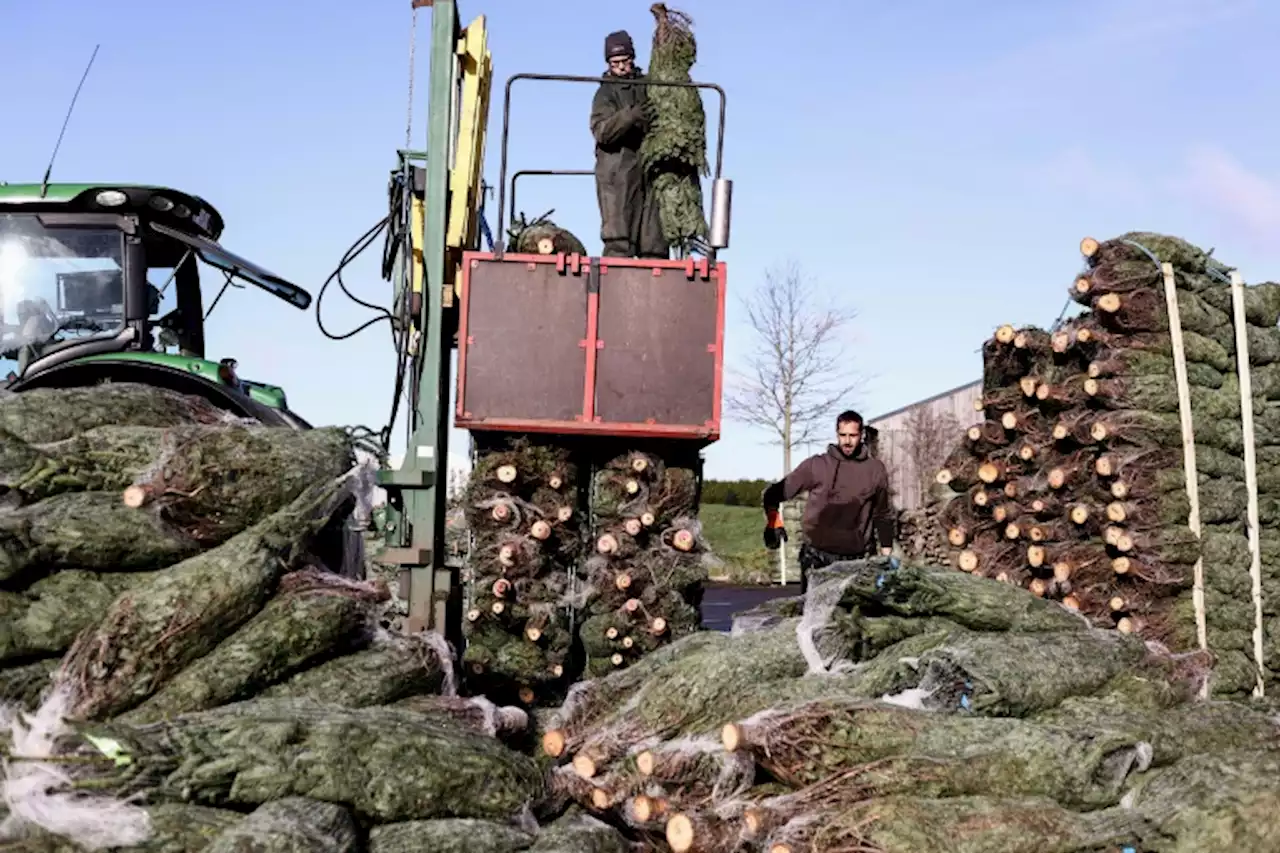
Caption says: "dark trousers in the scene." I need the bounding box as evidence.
[603,237,668,259]
[797,543,866,594]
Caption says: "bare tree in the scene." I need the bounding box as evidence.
[725,260,863,476]
[902,406,961,503]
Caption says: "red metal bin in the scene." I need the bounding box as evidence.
[455,250,726,443]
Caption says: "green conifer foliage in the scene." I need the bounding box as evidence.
[641,4,709,256]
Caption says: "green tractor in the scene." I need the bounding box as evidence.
[0,182,313,427]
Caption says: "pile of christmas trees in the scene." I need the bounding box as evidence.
[460,439,582,706]
[7,381,1280,853]
[896,498,954,566]
[458,441,710,699]
[0,383,562,853]
[541,559,1280,853]
[578,450,707,677]
[932,232,1280,697]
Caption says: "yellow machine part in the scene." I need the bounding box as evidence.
[408,14,490,308]
[448,15,492,253]
[411,194,426,296]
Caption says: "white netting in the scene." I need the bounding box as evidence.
[795,574,859,676]
[730,608,785,636]
[0,689,151,850]
[419,629,458,697]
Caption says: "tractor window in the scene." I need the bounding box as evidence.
[145,266,182,353]
[0,214,125,373]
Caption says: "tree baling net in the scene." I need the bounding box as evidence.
[641,3,709,257]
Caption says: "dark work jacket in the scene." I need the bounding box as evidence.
[589,68,667,257]
[762,443,894,556]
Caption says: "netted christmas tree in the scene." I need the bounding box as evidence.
[506,210,588,257]
[641,3,709,257]
[578,449,707,677]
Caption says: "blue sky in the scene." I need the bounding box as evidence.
[4,0,1279,482]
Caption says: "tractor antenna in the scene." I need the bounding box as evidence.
[40,44,101,199]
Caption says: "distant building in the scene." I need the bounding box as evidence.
[868,379,984,511]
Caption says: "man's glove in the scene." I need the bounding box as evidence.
[763,508,787,551]
[632,100,655,131]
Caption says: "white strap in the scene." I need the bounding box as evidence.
[1160,263,1208,699]
[1229,270,1265,697]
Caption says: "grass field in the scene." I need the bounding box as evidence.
[698,504,777,584]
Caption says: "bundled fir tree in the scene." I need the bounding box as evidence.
[506,210,588,257]
[641,3,709,256]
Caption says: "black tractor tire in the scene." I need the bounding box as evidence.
[6,358,309,428]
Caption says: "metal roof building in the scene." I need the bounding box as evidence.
[868,379,984,511]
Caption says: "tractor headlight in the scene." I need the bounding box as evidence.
[95,190,128,207]
[148,195,175,212]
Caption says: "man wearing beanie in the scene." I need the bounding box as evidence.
[589,30,668,259]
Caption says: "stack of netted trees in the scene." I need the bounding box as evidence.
[457,441,710,693]
[579,451,707,677]
[0,383,592,853]
[934,231,1280,697]
[8,407,1280,853]
[641,3,708,256]
[540,557,1280,853]
[461,439,582,706]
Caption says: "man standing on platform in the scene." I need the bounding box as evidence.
[589,30,668,259]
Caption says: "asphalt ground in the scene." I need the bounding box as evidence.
[699,582,800,632]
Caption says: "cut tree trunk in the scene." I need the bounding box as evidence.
[54,473,359,720]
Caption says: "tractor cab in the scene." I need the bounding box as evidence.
[0,183,312,424]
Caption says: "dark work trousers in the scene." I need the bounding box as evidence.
[797,543,868,594]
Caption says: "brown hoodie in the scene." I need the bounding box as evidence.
[762,442,894,556]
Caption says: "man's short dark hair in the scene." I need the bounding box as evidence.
[836,410,863,429]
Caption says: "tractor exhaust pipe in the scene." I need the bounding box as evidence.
[709,178,733,249]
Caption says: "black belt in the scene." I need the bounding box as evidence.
[799,542,864,564]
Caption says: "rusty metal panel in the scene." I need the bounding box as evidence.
[461,261,587,422]
[595,266,717,426]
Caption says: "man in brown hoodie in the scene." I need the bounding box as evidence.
[761,410,895,591]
